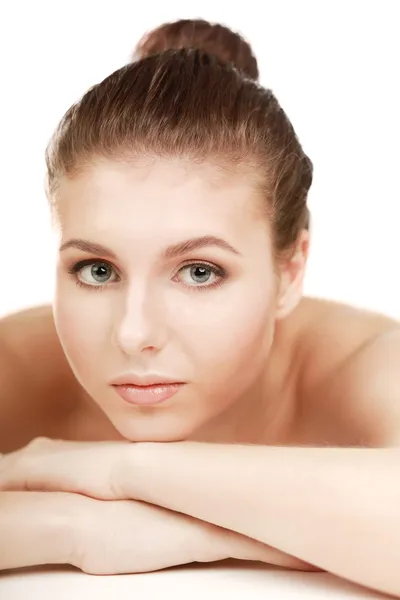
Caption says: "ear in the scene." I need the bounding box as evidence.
[275,230,309,320]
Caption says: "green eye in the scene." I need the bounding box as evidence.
[69,260,118,287]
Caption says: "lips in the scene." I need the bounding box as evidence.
[112,382,185,406]
[111,373,183,387]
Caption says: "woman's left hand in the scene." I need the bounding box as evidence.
[0,437,134,499]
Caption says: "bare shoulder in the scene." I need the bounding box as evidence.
[0,304,68,373]
[294,297,400,446]
[0,305,80,452]
[1,304,58,353]
[295,297,398,388]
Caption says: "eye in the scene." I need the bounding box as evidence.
[176,262,226,288]
[70,261,118,287]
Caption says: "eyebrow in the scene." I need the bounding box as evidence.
[59,235,241,259]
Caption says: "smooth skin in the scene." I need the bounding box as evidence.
[1,157,400,595]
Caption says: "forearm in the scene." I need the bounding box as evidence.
[127,443,400,596]
[0,491,74,570]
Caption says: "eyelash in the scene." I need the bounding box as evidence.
[67,259,227,292]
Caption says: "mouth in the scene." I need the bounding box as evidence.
[111,377,186,406]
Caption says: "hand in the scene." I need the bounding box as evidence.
[0,438,129,499]
[0,489,234,574]
[72,499,320,573]
[68,495,235,574]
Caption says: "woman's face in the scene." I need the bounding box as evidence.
[54,157,302,441]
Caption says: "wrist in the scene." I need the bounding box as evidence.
[30,492,84,566]
[120,442,158,500]
[0,491,79,569]
[124,441,192,501]
[52,492,93,566]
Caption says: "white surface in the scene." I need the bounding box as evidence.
[0,1,399,320]
[0,562,387,600]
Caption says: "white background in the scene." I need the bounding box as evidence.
[0,1,399,320]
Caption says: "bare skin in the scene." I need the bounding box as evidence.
[0,295,398,454]
[1,295,399,580]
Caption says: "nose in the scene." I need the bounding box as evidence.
[113,283,167,356]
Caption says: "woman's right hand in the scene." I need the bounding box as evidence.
[66,494,317,574]
[67,493,234,574]
[0,491,316,574]
[0,489,223,573]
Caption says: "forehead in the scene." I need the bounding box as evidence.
[57,157,267,243]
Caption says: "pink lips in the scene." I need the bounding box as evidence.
[112,382,184,406]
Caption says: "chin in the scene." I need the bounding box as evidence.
[118,428,190,443]
[107,412,202,443]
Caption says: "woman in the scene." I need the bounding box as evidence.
[1,18,400,597]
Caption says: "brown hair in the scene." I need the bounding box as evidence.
[133,19,259,81]
[46,19,312,254]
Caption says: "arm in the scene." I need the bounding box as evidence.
[0,490,314,573]
[1,441,397,591]
[126,442,400,596]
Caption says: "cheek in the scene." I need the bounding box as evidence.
[174,285,277,378]
[53,279,109,368]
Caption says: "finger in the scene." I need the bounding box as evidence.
[0,438,126,499]
[0,440,81,493]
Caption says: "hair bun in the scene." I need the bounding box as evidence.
[133,19,259,81]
